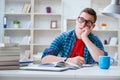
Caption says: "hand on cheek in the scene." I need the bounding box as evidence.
[81,26,93,39]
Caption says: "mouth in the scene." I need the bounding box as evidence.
[79,27,83,30]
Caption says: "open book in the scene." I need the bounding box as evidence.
[20,61,93,71]
[50,61,93,68]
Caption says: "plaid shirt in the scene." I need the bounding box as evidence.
[42,30,108,64]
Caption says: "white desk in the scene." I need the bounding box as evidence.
[0,66,120,80]
[75,66,120,80]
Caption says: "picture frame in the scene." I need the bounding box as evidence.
[50,20,57,28]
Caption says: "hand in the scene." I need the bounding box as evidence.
[81,26,93,40]
[67,56,85,66]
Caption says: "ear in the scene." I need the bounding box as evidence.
[76,18,79,24]
[90,23,95,30]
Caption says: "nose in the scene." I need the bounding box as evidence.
[81,22,86,28]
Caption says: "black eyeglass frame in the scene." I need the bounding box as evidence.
[77,17,95,26]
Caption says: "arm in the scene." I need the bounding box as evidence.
[41,55,66,64]
[41,32,66,64]
[42,54,85,65]
[82,36,104,62]
[81,27,105,62]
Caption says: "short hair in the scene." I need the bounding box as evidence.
[80,8,97,23]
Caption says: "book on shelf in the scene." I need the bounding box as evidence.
[26,3,31,13]
[22,3,31,13]
[3,16,7,28]
[22,3,28,13]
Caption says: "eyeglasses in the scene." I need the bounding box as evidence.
[78,17,94,26]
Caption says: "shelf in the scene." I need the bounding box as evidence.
[33,44,50,46]
[34,13,62,16]
[93,29,119,32]
[33,28,61,31]
[4,28,31,31]
[19,44,30,46]
[4,13,31,15]
[104,45,118,47]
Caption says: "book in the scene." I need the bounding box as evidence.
[43,61,93,69]
[0,65,19,70]
[26,3,31,13]
[3,16,7,28]
[22,3,31,13]
[0,47,20,50]
[51,61,81,69]
[20,61,93,71]
[19,60,33,66]
[0,55,19,61]
[0,52,20,56]
[22,3,28,13]
[0,44,20,56]
[0,60,19,66]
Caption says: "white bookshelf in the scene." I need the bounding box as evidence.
[3,0,63,61]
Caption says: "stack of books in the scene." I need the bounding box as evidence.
[0,43,20,70]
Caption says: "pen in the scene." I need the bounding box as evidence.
[64,58,68,62]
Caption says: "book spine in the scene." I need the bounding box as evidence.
[3,16,7,28]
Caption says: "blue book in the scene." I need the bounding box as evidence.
[3,16,7,28]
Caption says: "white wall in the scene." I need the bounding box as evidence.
[63,0,90,31]
[63,0,90,19]
[0,0,4,43]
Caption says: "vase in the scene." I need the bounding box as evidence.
[14,24,19,28]
[46,7,51,13]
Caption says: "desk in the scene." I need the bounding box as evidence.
[0,66,120,80]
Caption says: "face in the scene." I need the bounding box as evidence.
[75,12,95,35]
